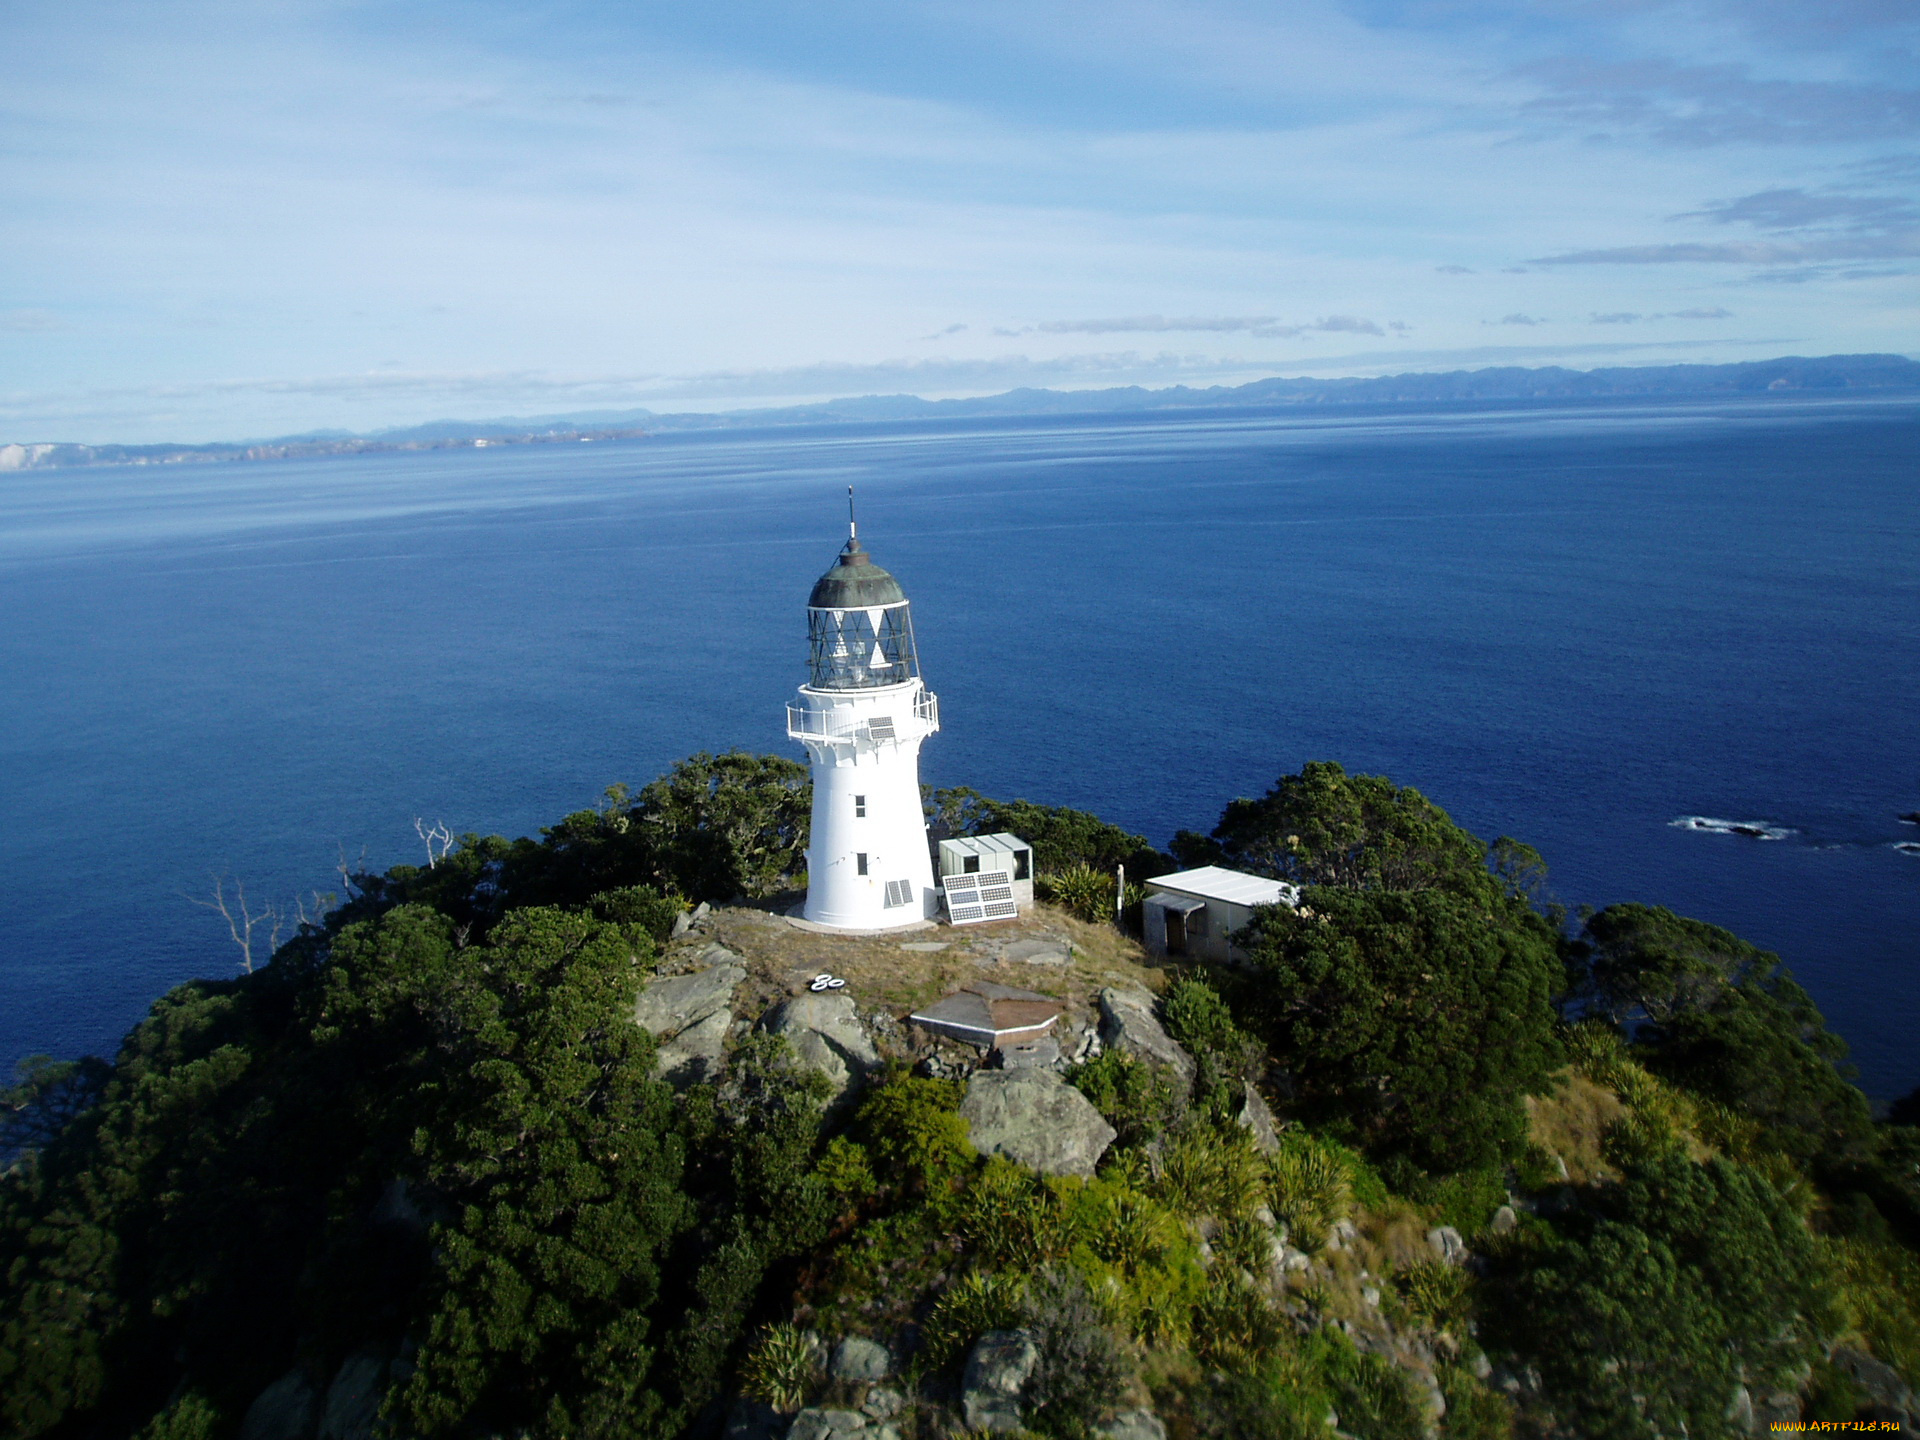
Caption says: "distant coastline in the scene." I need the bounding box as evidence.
[5,351,1917,471]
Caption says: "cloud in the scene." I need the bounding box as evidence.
[1678,188,1918,231]
[1489,313,1547,326]
[1030,314,1386,338]
[1435,264,1474,274]
[1667,307,1734,319]
[1529,233,1920,265]
[0,310,63,333]
[1591,312,1641,324]
[922,323,970,339]
[1513,58,1920,147]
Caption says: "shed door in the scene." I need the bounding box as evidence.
[1165,909,1188,955]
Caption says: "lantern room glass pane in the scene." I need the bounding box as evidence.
[807,604,920,689]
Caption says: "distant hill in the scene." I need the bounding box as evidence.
[5,352,1916,470]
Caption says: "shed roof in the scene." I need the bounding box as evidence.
[1144,866,1299,909]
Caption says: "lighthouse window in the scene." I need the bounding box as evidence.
[963,855,981,874]
[854,795,866,817]
[856,853,868,876]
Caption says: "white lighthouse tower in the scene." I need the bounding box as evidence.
[788,509,940,928]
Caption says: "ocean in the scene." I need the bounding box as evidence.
[2,394,1916,1101]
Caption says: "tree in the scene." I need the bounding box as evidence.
[1497,1152,1832,1438]
[626,751,811,900]
[1573,905,1873,1166]
[1172,761,1495,897]
[1239,887,1563,1170]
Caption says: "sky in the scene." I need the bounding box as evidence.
[2,0,1917,443]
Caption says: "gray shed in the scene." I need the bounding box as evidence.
[936,833,1034,910]
[1142,866,1299,965]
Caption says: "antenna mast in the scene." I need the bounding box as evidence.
[848,485,858,543]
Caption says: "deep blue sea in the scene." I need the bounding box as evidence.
[2,395,1916,1101]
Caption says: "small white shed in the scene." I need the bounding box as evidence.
[937,833,1035,910]
[1142,866,1299,964]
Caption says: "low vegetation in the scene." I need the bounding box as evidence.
[2,754,1915,1439]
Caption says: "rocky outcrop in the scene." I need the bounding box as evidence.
[787,1410,869,1440]
[1832,1347,1916,1429]
[962,1329,1039,1432]
[1097,989,1195,1096]
[960,1068,1116,1177]
[238,1370,321,1440]
[761,992,881,1101]
[830,1335,892,1381]
[1236,1082,1281,1152]
[633,953,746,1085]
[316,1354,386,1440]
[1098,1411,1168,1440]
[1426,1226,1469,1266]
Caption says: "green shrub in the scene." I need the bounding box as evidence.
[1019,1269,1133,1439]
[589,884,685,943]
[1191,1284,1291,1367]
[739,1322,819,1412]
[921,1271,1029,1369]
[1156,1126,1265,1223]
[854,1073,974,1192]
[1395,1259,1472,1332]
[1038,864,1118,923]
[1082,1187,1180,1277]
[961,1159,1075,1267]
[1068,1052,1177,1147]
[1437,1364,1516,1440]
[1266,1138,1352,1242]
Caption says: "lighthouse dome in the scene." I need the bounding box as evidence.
[809,539,906,610]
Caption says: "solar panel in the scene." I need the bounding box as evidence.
[943,870,1015,925]
[867,716,896,740]
[884,879,914,908]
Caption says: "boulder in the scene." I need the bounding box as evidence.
[1097,1411,1167,1440]
[1096,989,1195,1095]
[1001,938,1070,966]
[862,1387,905,1419]
[238,1369,321,1440]
[1832,1347,1916,1423]
[1236,1082,1281,1153]
[317,1353,386,1440]
[787,1410,868,1440]
[634,960,747,1085]
[1426,1226,1468,1266]
[830,1335,892,1382]
[962,1329,1039,1432]
[761,992,881,1100]
[1490,1205,1518,1235]
[960,1069,1117,1177]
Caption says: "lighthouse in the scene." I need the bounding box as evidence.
[788,512,940,928]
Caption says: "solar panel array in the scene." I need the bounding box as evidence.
[943,869,1018,924]
[884,878,915,908]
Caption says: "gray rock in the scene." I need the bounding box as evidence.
[722,1399,788,1440]
[962,1329,1039,1432]
[634,962,746,1037]
[1237,1082,1281,1153]
[238,1369,321,1440]
[1426,1226,1468,1265]
[762,992,881,1099]
[830,1335,891,1382]
[1001,938,1070,966]
[1490,1205,1518,1235]
[787,1410,867,1440]
[1725,1385,1755,1435]
[670,909,694,939]
[1097,989,1195,1095]
[996,1035,1061,1069]
[1097,1410,1167,1440]
[960,1068,1117,1177]
[866,1428,901,1440]
[317,1353,385,1440]
[1832,1346,1915,1421]
[654,1006,735,1085]
[861,1387,905,1420]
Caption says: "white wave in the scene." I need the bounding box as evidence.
[1670,815,1793,841]
[1893,842,1920,857]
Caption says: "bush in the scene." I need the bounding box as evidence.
[1019,1269,1133,1439]
[739,1323,819,1412]
[920,1271,1027,1369]
[1068,1052,1177,1148]
[854,1073,974,1193]
[1039,864,1117,924]
[961,1159,1075,1267]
